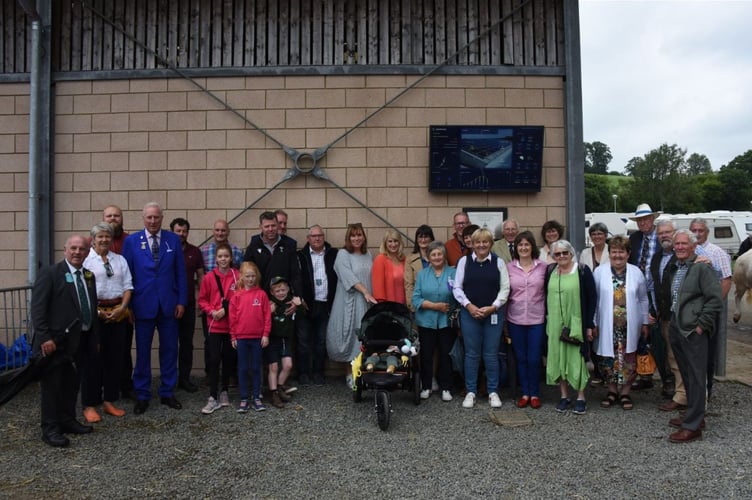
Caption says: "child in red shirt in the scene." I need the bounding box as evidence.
[198,243,239,414]
[230,261,271,412]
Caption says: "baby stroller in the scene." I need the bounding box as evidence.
[352,301,420,431]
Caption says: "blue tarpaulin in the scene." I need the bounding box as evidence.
[0,334,31,371]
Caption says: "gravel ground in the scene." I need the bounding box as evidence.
[1,373,752,499]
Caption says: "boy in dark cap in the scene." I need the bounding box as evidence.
[266,276,302,407]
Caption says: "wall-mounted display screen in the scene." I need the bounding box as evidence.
[428,125,544,192]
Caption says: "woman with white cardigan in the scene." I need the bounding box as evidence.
[592,235,649,410]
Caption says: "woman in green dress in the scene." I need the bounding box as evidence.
[544,240,597,415]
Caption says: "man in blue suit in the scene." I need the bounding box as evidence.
[122,202,187,414]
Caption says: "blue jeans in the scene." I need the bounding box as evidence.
[461,309,503,394]
[236,338,263,401]
[508,322,545,397]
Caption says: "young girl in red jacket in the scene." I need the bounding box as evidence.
[230,261,271,412]
[198,243,239,414]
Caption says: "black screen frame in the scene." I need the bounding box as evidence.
[428,125,544,193]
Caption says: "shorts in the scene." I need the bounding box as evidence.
[263,336,292,365]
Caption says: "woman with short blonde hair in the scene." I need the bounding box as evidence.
[453,227,510,409]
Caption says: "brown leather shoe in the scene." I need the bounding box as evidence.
[102,401,126,417]
[271,390,285,408]
[83,406,102,423]
[669,417,705,430]
[668,428,702,443]
[659,400,687,412]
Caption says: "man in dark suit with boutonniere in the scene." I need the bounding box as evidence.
[30,234,99,447]
[122,202,187,414]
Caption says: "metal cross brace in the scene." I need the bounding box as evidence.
[80,0,532,246]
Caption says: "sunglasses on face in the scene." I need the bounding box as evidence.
[553,251,570,258]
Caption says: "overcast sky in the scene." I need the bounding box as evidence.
[579,0,752,172]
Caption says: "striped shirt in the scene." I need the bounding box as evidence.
[201,241,244,271]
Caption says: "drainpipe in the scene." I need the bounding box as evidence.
[24,0,52,284]
[563,0,585,252]
[28,18,40,285]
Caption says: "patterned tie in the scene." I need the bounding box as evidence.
[151,234,160,261]
[75,270,92,327]
[508,242,514,257]
[670,262,689,313]
[639,235,649,272]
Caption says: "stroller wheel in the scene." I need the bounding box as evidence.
[375,390,391,431]
[353,376,363,403]
[412,371,421,406]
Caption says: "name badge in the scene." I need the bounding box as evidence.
[490,314,498,325]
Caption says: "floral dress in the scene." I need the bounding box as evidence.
[596,269,636,385]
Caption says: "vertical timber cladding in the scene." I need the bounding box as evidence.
[39,0,564,72]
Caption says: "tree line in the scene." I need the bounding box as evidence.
[584,141,752,214]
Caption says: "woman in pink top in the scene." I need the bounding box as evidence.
[506,231,547,409]
[371,229,407,304]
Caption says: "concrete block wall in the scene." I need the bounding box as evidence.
[1,74,566,373]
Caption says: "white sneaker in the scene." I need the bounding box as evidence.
[201,397,221,414]
[420,389,431,400]
[489,392,502,408]
[441,390,453,402]
[462,392,476,408]
[219,390,230,407]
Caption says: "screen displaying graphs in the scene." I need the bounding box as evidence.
[429,125,544,192]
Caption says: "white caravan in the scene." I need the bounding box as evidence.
[623,212,744,257]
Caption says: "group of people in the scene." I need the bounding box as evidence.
[320,206,724,445]
[582,204,724,443]
[30,204,324,446]
[30,201,723,447]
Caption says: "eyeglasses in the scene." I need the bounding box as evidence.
[309,234,324,238]
[553,251,570,258]
[104,261,114,277]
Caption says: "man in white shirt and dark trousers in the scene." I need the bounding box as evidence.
[297,225,338,385]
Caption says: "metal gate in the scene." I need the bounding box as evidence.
[0,286,32,371]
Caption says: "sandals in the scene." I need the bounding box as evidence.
[600,391,618,408]
[619,394,634,410]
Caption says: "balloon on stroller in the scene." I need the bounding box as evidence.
[351,302,420,431]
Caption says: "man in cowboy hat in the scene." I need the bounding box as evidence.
[628,203,666,392]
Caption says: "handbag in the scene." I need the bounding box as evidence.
[559,326,581,346]
[448,306,460,330]
[636,351,657,376]
[557,272,581,345]
[449,336,464,373]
